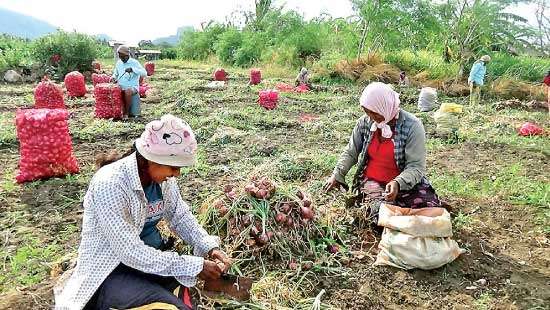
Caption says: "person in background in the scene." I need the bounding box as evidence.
[398,71,410,87]
[110,45,147,119]
[324,82,441,222]
[55,114,231,310]
[543,70,550,114]
[468,55,491,105]
[295,67,312,89]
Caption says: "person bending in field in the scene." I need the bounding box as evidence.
[110,45,147,119]
[295,67,312,89]
[55,114,231,310]
[543,70,550,114]
[468,55,491,105]
[324,82,441,221]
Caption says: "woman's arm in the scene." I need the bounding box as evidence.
[91,180,204,278]
[393,120,426,191]
[163,179,220,257]
[331,117,367,184]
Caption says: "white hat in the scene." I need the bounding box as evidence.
[135,114,197,167]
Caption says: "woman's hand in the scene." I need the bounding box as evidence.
[324,175,339,192]
[209,249,232,273]
[385,180,400,201]
[198,260,222,280]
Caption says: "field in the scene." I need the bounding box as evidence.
[0,60,548,309]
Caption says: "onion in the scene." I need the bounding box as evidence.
[244,184,255,193]
[302,262,313,271]
[223,185,233,193]
[257,189,267,199]
[286,217,294,227]
[288,261,298,270]
[218,205,229,216]
[280,203,291,213]
[302,199,312,208]
[275,213,287,224]
[257,233,269,245]
[327,244,339,254]
[296,190,305,200]
[300,206,314,220]
[266,231,274,240]
[245,239,256,247]
[250,226,259,237]
[241,214,252,226]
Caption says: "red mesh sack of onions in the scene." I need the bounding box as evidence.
[15,108,79,183]
[92,73,111,86]
[64,71,87,97]
[275,82,294,92]
[139,83,151,98]
[92,61,101,72]
[258,90,278,110]
[294,84,309,93]
[94,83,123,119]
[213,68,227,81]
[34,77,65,109]
[250,69,261,85]
[145,62,155,76]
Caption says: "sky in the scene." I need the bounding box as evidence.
[0,0,538,45]
[0,0,354,44]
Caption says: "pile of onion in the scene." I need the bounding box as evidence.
[244,176,276,199]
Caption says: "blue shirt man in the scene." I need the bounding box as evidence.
[110,45,147,119]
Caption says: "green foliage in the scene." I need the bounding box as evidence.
[384,49,460,79]
[160,47,178,60]
[0,34,33,71]
[32,31,104,80]
[488,53,550,82]
[176,24,226,60]
[214,28,242,64]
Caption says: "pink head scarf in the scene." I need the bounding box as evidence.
[359,82,400,138]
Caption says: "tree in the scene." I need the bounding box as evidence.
[437,0,536,76]
[535,0,550,54]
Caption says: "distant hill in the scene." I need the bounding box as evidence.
[0,7,57,39]
[152,26,193,46]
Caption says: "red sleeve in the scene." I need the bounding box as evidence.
[544,76,550,86]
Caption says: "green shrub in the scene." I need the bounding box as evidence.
[160,47,178,60]
[177,24,225,60]
[32,31,103,80]
[0,35,33,72]
[233,32,265,66]
[214,28,242,64]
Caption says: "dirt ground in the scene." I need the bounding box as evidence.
[0,61,548,309]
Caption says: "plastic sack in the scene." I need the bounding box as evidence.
[145,62,155,76]
[213,68,227,81]
[276,82,294,92]
[250,69,262,85]
[374,203,465,270]
[92,73,111,86]
[439,102,463,114]
[258,90,279,110]
[64,71,87,98]
[94,83,123,119]
[15,108,79,183]
[206,81,226,90]
[519,122,543,136]
[418,87,437,112]
[34,77,65,109]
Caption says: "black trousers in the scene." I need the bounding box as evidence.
[84,264,193,310]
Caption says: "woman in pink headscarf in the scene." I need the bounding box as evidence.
[325,82,440,221]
